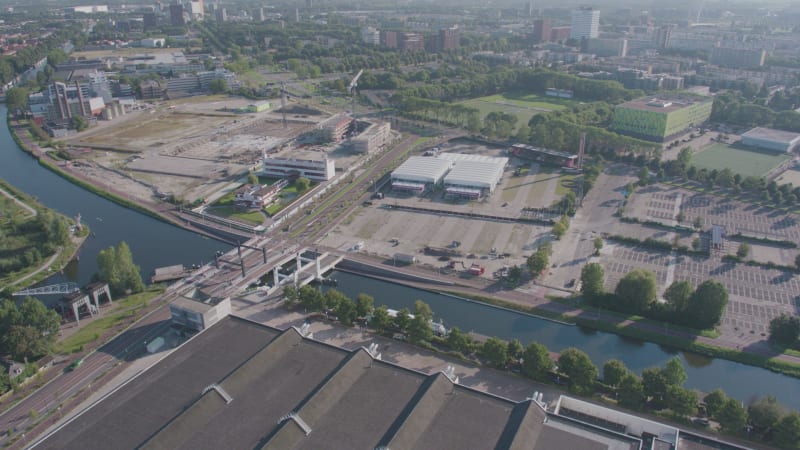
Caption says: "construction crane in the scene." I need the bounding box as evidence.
[348,69,363,117]
[280,81,288,128]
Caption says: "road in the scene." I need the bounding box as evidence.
[0,302,172,448]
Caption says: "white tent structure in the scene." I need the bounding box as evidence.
[390,156,452,194]
[438,153,508,199]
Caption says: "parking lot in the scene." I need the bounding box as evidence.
[599,244,800,338]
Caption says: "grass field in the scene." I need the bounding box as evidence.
[692,143,790,177]
[458,92,574,130]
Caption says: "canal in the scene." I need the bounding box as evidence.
[328,270,800,410]
[0,105,231,286]
[1,105,798,410]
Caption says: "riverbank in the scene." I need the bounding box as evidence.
[339,252,800,379]
[0,177,89,291]
[7,117,234,245]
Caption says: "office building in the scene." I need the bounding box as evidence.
[570,7,600,40]
[654,25,673,49]
[612,96,713,142]
[352,121,392,154]
[438,26,460,51]
[169,3,185,26]
[262,154,335,181]
[710,46,766,68]
[532,18,551,44]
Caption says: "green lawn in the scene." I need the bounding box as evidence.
[692,143,790,178]
[458,92,573,130]
[206,205,265,225]
[54,287,164,354]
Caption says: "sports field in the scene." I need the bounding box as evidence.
[458,92,574,130]
[691,143,790,177]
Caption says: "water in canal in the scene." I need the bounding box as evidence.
[2,104,798,411]
[328,270,800,410]
[0,105,231,287]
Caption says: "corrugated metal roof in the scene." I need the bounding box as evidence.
[444,160,504,189]
[391,156,452,183]
[742,127,800,144]
[438,153,509,166]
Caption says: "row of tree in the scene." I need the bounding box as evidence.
[581,263,729,330]
[712,91,800,133]
[280,285,800,446]
[95,242,145,296]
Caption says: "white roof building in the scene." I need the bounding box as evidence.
[391,156,452,186]
[741,127,800,153]
[439,153,508,195]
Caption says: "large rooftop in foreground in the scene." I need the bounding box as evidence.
[34,316,654,450]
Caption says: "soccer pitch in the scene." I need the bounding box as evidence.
[691,143,790,178]
[458,92,573,129]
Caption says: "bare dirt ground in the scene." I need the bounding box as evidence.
[59,96,344,204]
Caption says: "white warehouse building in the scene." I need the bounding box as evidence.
[390,156,452,194]
[741,127,800,153]
[439,153,508,199]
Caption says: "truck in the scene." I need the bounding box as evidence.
[468,264,485,276]
[393,253,418,265]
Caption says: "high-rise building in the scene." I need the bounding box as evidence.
[438,26,460,51]
[570,7,600,40]
[255,7,265,22]
[189,0,203,19]
[215,7,226,23]
[381,31,398,49]
[169,3,185,26]
[143,12,157,29]
[532,18,551,43]
[399,33,424,51]
[654,25,673,49]
[710,46,766,68]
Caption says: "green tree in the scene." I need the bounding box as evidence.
[637,166,650,186]
[247,172,259,185]
[407,314,432,343]
[664,281,693,313]
[717,398,748,434]
[298,285,325,311]
[355,293,374,317]
[580,263,605,300]
[678,147,693,167]
[704,389,728,418]
[334,296,356,326]
[413,300,433,322]
[736,242,750,258]
[772,412,800,449]
[283,285,298,306]
[666,385,697,417]
[71,115,88,131]
[617,373,644,408]
[688,280,728,329]
[1,297,60,360]
[295,177,311,192]
[447,327,474,354]
[593,237,603,255]
[208,78,228,94]
[769,314,800,347]
[4,87,28,111]
[394,308,411,331]
[557,347,598,394]
[603,359,628,387]
[662,357,687,387]
[748,396,785,434]
[614,269,657,313]
[370,305,391,333]
[479,337,508,368]
[693,216,704,230]
[521,342,553,381]
[642,367,668,403]
[324,289,349,312]
[506,338,523,362]
[526,250,548,277]
[96,242,144,295]
[551,221,567,239]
